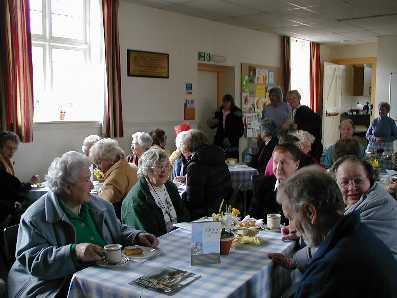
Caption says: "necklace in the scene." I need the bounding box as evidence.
[147,180,177,229]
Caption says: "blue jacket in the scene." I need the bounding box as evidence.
[295,213,397,298]
[344,182,397,259]
[8,191,141,297]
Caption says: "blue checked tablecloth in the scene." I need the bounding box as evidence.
[68,228,295,298]
[228,165,258,191]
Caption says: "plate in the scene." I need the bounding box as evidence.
[97,254,130,267]
[123,245,160,260]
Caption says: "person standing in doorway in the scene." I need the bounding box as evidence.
[213,94,244,160]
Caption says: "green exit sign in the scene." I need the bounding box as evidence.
[198,51,211,62]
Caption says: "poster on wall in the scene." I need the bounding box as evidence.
[241,63,280,139]
[184,99,195,120]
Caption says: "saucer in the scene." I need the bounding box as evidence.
[123,245,160,260]
[97,254,130,267]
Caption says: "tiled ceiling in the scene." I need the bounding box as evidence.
[127,0,397,44]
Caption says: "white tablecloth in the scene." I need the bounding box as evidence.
[68,228,295,298]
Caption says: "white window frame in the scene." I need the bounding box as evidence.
[31,0,104,123]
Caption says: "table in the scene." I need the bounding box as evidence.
[28,182,102,204]
[228,164,258,192]
[68,228,295,298]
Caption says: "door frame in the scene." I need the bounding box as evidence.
[331,57,376,119]
[197,63,235,107]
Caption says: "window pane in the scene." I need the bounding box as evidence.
[32,46,45,122]
[29,0,43,35]
[51,0,85,40]
[48,48,104,121]
[290,38,311,107]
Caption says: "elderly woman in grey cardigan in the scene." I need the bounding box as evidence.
[8,151,158,297]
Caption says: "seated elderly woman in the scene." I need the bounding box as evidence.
[321,119,365,168]
[169,122,191,166]
[264,130,315,176]
[272,168,397,297]
[249,143,300,220]
[121,148,189,236]
[0,132,37,227]
[366,101,397,154]
[332,155,397,258]
[181,129,232,220]
[81,134,101,156]
[7,151,158,297]
[89,138,138,218]
[150,128,167,150]
[172,130,190,182]
[127,132,153,166]
[248,118,278,174]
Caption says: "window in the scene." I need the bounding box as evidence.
[30,0,105,122]
[290,37,310,107]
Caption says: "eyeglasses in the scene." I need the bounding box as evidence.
[337,177,367,187]
[151,164,171,172]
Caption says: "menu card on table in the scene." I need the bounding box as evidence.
[191,220,222,265]
[132,267,200,295]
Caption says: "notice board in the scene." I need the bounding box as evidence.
[241,63,281,138]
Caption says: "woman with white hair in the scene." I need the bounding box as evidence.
[127,132,153,166]
[171,130,190,181]
[89,138,138,218]
[81,134,101,156]
[7,151,158,297]
[122,148,189,236]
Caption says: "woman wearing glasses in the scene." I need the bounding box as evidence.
[122,148,189,236]
[333,155,397,259]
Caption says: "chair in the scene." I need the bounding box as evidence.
[3,224,19,270]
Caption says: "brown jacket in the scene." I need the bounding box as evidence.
[99,159,138,203]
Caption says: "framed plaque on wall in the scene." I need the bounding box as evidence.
[127,50,169,78]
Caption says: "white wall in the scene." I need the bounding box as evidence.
[14,1,281,181]
[376,36,397,108]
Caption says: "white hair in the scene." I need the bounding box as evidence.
[175,130,190,151]
[89,138,125,163]
[137,148,169,177]
[292,130,315,146]
[46,151,89,194]
[81,135,101,155]
[131,132,153,149]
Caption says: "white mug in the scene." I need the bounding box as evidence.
[267,214,281,230]
[104,244,122,264]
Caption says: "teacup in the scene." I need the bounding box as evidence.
[267,214,281,230]
[104,244,122,264]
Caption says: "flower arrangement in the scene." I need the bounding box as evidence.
[93,168,105,181]
[212,199,240,239]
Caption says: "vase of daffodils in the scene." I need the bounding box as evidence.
[213,200,240,255]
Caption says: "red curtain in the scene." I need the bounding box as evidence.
[0,0,34,142]
[281,36,291,101]
[102,0,123,138]
[310,42,321,113]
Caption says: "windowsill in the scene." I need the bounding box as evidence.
[34,120,101,125]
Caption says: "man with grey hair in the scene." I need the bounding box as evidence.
[8,151,158,297]
[274,167,397,298]
[287,90,323,161]
[262,87,291,130]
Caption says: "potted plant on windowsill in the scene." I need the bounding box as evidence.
[212,200,240,255]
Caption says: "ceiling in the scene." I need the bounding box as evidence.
[127,0,397,44]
